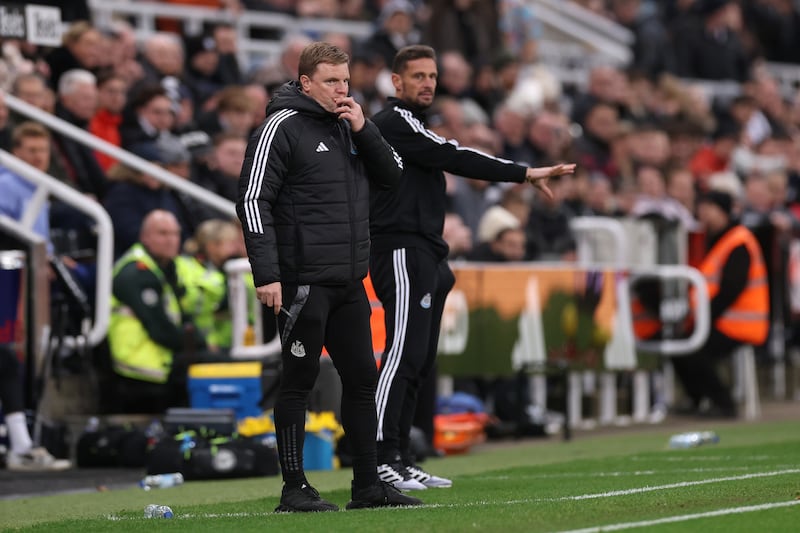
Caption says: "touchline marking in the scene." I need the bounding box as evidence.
[555,500,800,533]
[552,469,800,501]
[476,464,797,481]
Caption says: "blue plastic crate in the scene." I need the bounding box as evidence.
[188,363,262,420]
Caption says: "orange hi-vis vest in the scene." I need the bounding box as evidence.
[631,296,661,340]
[364,274,386,359]
[320,274,385,362]
[695,225,769,344]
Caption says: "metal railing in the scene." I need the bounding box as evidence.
[88,0,373,71]
[3,92,237,349]
[0,150,113,349]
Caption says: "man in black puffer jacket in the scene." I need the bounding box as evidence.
[237,41,420,513]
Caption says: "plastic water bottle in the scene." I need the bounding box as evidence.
[144,504,174,518]
[668,431,720,449]
[140,473,184,490]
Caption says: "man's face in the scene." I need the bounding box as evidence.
[140,95,174,132]
[61,81,98,121]
[392,58,437,109]
[140,213,181,262]
[492,229,526,261]
[301,62,350,113]
[97,78,128,114]
[13,136,50,172]
[15,78,47,109]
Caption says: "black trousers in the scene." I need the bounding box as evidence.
[671,327,741,411]
[275,280,378,489]
[370,247,454,464]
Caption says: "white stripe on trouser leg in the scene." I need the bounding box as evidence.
[376,248,410,441]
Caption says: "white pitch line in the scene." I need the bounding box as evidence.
[556,500,800,533]
[551,469,800,501]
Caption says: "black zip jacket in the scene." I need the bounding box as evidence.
[236,81,402,287]
[371,97,528,259]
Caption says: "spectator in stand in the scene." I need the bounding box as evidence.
[0,122,55,252]
[175,219,244,352]
[571,65,628,127]
[183,34,223,115]
[610,0,674,80]
[572,101,621,183]
[585,173,624,217]
[104,20,144,86]
[249,33,312,89]
[627,122,672,170]
[45,21,103,89]
[525,176,577,261]
[150,134,223,232]
[498,0,542,64]
[631,164,698,230]
[119,85,175,148]
[493,103,535,164]
[1,345,71,471]
[136,33,193,126]
[525,109,573,167]
[210,22,244,86]
[435,51,474,100]
[741,0,800,64]
[467,205,527,262]
[89,71,129,172]
[442,211,473,259]
[361,0,420,69]
[195,132,247,203]
[195,86,254,138]
[689,120,740,191]
[296,0,341,17]
[350,47,387,118]
[103,141,186,258]
[425,0,498,64]
[242,83,269,135]
[52,69,107,199]
[666,165,698,214]
[7,73,50,126]
[672,0,751,82]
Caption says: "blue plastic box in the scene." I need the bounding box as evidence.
[188,362,262,420]
[303,430,334,471]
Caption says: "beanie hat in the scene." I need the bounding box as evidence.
[698,189,733,216]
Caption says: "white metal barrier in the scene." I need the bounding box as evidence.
[0,150,113,349]
[88,0,373,71]
[224,257,280,359]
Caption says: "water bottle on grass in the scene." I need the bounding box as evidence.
[144,504,174,518]
[140,473,184,490]
[668,431,719,449]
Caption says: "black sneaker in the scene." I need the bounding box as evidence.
[346,481,424,509]
[274,483,339,513]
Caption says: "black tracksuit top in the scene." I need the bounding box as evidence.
[370,97,528,260]
[237,81,402,287]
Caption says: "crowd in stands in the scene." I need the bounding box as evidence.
[0,0,799,416]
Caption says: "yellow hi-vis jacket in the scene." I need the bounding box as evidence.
[109,244,181,383]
